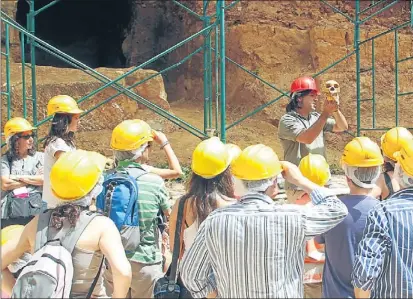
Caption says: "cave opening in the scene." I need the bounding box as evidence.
[16,0,132,68]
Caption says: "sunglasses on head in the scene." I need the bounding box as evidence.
[18,134,34,140]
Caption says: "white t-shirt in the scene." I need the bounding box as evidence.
[42,138,75,208]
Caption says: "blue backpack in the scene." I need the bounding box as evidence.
[96,169,144,253]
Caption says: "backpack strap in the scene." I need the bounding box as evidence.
[383,172,395,196]
[35,210,53,252]
[35,209,104,299]
[35,209,99,254]
[60,210,99,254]
[178,200,189,260]
[119,166,146,227]
[387,186,413,200]
[123,165,148,180]
[86,257,105,299]
[168,197,187,285]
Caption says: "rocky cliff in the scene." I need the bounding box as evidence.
[2,1,412,165]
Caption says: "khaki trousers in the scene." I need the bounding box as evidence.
[304,282,322,298]
[104,260,163,298]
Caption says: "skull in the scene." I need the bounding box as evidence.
[325,80,340,96]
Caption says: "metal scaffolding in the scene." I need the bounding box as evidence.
[1,0,412,148]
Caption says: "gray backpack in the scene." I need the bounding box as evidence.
[11,210,103,298]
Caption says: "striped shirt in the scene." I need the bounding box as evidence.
[352,187,413,298]
[118,162,171,264]
[180,188,348,298]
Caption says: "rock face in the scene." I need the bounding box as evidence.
[147,1,413,129]
[1,65,172,155]
[2,0,413,157]
[122,0,413,150]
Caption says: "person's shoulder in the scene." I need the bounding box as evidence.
[206,201,241,218]
[45,137,61,146]
[201,208,227,226]
[142,171,164,183]
[337,194,354,202]
[365,195,380,203]
[137,171,165,189]
[0,154,9,163]
[45,137,68,152]
[89,213,118,232]
[33,151,44,160]
[381,189,413,208]
[280,111,298,121]
[310,112,321,118]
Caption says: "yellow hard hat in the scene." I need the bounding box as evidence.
[341,137,384,167]
[191,137,231,178]
[394,139,413,177]
[110,119,154,151]
[47,95,84,116]
[231,144,282,180]
[1,225,25,246]
[381,127,413,161]
[4,117,36,140]
[225,143,242,162]
[50,149,107,201]
[299,154,331,186]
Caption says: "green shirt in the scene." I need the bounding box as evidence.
[278,111,335,190]
[117,161,171,264]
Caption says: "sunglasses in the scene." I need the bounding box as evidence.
[18,134,34,140]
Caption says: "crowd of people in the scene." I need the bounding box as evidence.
[1,77,413,298]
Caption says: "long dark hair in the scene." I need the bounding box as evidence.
[43,113,75,148]
[181,167,235,223]
[286,90,312,112]
[381,149,395,173]
[383,161,395,173]
[6,134,36,163]
[50,204,86,229]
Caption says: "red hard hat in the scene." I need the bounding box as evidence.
[290,76,319,94]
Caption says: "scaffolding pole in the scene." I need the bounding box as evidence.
[218,0,226,143]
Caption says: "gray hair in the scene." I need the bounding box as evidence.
[114,150,137,162]
[242,177,276,193]
[113,142,149,163]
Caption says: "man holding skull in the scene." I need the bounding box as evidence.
[278,76,348,203]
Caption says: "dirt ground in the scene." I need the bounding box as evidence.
[74,98,347,172]
[0,57,347,170]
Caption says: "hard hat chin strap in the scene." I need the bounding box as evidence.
[343,164,380,189]
[130,142,149,161]
[394,163,413,188]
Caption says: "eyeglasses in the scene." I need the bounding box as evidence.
[18,134,34,140]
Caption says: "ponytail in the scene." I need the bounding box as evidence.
[50,204,85,230]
